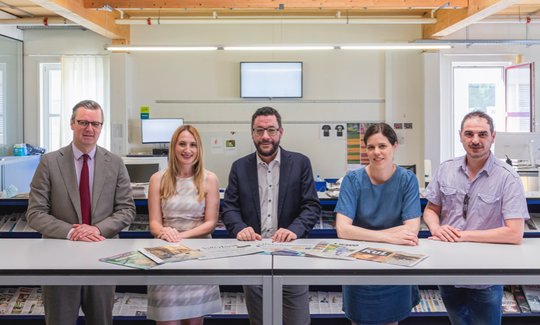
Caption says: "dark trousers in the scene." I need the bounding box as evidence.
[243,284,310,325]
[439,285,503,325]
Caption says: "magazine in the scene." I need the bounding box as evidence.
[100,250,158,270]
[348,247,427,267]
[511,285,531,313]
[198,243,264,260]
[522,285,540,312]
[502,289,520,314]
[139,244,202,264]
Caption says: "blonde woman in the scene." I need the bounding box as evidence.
[147,125,221,325]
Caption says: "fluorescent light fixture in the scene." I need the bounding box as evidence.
[341,44,451,50]
[105,44,451,52]
[114,17,437,25]
[106,46,218,52]
[223,46,335,51]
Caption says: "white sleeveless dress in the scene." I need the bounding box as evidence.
[147,175,222,321]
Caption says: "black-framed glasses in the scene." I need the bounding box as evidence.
[462,194,470,220]
[76,120,103,129]
[252,127,279,137]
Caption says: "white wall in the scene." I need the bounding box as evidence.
[118,24,425,185]
[423,52,441,180]
[0,26,22,41]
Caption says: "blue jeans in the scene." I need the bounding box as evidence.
[439,285,503,325]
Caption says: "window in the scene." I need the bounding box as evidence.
[40,63,62,151]
[451,61,535,157]
[39,55,110,152]
[452,63,507,157]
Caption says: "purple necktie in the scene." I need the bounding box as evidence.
[80,154,91,225]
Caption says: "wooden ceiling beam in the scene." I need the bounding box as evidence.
[29,0,129,43]
[423,0,519,38]
[84,0,468,10]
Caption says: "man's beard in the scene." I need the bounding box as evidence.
[256,140,280,157]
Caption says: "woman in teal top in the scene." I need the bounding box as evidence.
[335,123,421,325]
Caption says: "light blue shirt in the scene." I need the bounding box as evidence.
[335,166,421,229]
[425,152,529,231]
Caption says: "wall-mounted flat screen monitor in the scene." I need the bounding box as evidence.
[122,156,168,183]
[141,118,184,144]
[240,62,303,98]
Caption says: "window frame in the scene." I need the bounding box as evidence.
[504,62,535,132]
[40,62,61,151]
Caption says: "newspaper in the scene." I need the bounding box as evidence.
[308,291,343,314]
[117,292,148,316]
[305,241,361,260]
[348,247,427,267]
[256,242,314,256]
[0,287,43,315]
[112,292,125,316]
[198,243,264,260]
[100,250,158,270]
[139,243,202,264]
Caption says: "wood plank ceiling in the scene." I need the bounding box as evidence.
[0,0,538,44]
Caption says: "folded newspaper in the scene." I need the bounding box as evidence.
[139,244,202,264]
[198,244,264,260]
[348,247,427,267]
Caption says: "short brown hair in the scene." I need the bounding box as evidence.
[70,100,104,123]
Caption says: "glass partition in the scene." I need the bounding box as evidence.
[0,34,23,154]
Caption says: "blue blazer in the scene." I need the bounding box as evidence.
[222,148,321,238]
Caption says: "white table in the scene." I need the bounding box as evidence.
[0,238,274,324]
[272,238,540,325]
[4,238,540,325]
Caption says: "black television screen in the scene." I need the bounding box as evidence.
[141,118,184,144]
[240,62,303,98]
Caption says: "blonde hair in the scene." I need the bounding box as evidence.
[160,125,205,201]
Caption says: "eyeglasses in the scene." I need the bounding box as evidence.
[462,194,470,220]
[76,120,103,129]
[252,127,279,137]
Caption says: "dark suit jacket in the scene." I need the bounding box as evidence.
[222,148,321,238]
[26,144,135,239]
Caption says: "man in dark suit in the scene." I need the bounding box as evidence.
[27,100,135,325]
[222,106,321,325]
